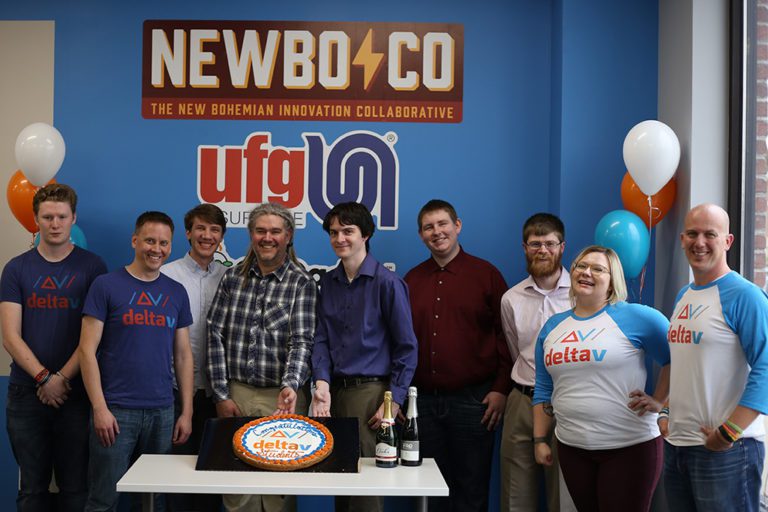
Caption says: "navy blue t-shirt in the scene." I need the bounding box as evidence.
[0,247,107,387]
[82,268,192,408]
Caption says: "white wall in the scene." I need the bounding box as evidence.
[0,21,55,374]
[655,0,728,315]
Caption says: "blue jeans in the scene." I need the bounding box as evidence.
[85,406,174,512]
[664,438,765,512]
[418,382,495,512]
[6,383,90,512]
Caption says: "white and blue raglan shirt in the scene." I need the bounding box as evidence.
[667,271,768,446]
[532,302,670,450]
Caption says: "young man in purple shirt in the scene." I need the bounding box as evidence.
[1,183,107,510]
[311,201,418,512]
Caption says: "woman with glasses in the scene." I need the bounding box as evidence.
[531,245,670,512]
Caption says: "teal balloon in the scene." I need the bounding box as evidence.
[594,210,650,279]
[70,225,88,249]
[33,225,88,249]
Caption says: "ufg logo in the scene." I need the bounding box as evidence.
[197,130,399,230]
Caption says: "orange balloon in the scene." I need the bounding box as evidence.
[621,172,676,228]
[6,170,55,233]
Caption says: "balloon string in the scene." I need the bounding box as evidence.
[647,195,653,227]
[637,195,654,303]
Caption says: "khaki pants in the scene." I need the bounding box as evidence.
[500,388,576,512]
[224,381,309,512]
[330,380,387,512]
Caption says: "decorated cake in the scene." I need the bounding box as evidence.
[233,414,334,471]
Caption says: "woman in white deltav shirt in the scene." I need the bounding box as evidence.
[532,245,670,512]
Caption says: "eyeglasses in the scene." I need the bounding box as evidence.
[525,241,562,251]
[573,262,610,276]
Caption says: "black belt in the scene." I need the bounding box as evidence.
[513,381,534,398]
[331,376,386,388]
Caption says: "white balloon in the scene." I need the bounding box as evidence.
[622,120,680,196]
[14,122,66,186]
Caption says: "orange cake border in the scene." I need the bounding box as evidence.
[233,414,334,471]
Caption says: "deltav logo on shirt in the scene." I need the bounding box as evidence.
[544,329,607,367]
[27,274,80,309]
[668,303,705,344]
[122,291,176,328]
[667,325,703,344]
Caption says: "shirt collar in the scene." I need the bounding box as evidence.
[523,266,571,294]
[427,246,465,274]
[181,251,213,274]
[331,253,378,282]
[249,256,291,281]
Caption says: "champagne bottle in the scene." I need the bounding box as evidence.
[400,386,421,466]
[375,391,398,468]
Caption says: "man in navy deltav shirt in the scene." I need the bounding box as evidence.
[1,183,106,510]
[311,201,418,512]
[78,211,194,512]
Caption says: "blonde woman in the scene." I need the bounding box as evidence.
[532,245,669,511]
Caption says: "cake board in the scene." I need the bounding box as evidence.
[196,416,361,473]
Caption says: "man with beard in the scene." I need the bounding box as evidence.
[499,213,574,512]
[207,202,316,512]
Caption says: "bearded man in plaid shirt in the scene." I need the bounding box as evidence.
[206,202,317,512]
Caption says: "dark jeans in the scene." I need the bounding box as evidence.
[418,381,495,512]
[168,389,220,512]
[6,382,90,512]
[664,438,765,512]
[557,436,663,512]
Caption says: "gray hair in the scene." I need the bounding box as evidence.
[240,202,298,278]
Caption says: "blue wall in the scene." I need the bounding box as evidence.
[0,0,658,509]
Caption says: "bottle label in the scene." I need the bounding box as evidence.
[401,440,419,461]
[375,443,398,460]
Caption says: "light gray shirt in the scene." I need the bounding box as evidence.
[500,267,571,387]
[161,252,227,393]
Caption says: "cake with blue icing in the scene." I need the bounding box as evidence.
[233,414,334,471]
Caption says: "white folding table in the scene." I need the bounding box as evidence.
[117,454,448,512]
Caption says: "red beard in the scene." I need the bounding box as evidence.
[527,253,562,278]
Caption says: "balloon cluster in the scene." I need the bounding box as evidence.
[6,123,86,248]
[595,120,680,282]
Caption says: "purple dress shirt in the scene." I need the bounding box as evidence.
[311,254,418,405]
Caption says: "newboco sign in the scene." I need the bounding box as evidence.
[197,130,399,230]
[142,20,463,122]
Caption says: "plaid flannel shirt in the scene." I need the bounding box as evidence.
[206,257,317,402]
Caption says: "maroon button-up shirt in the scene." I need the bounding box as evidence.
[404,248,513,394]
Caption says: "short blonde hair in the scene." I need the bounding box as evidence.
[569,245,628,306]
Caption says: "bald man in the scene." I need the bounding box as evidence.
[660,204,768,512]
